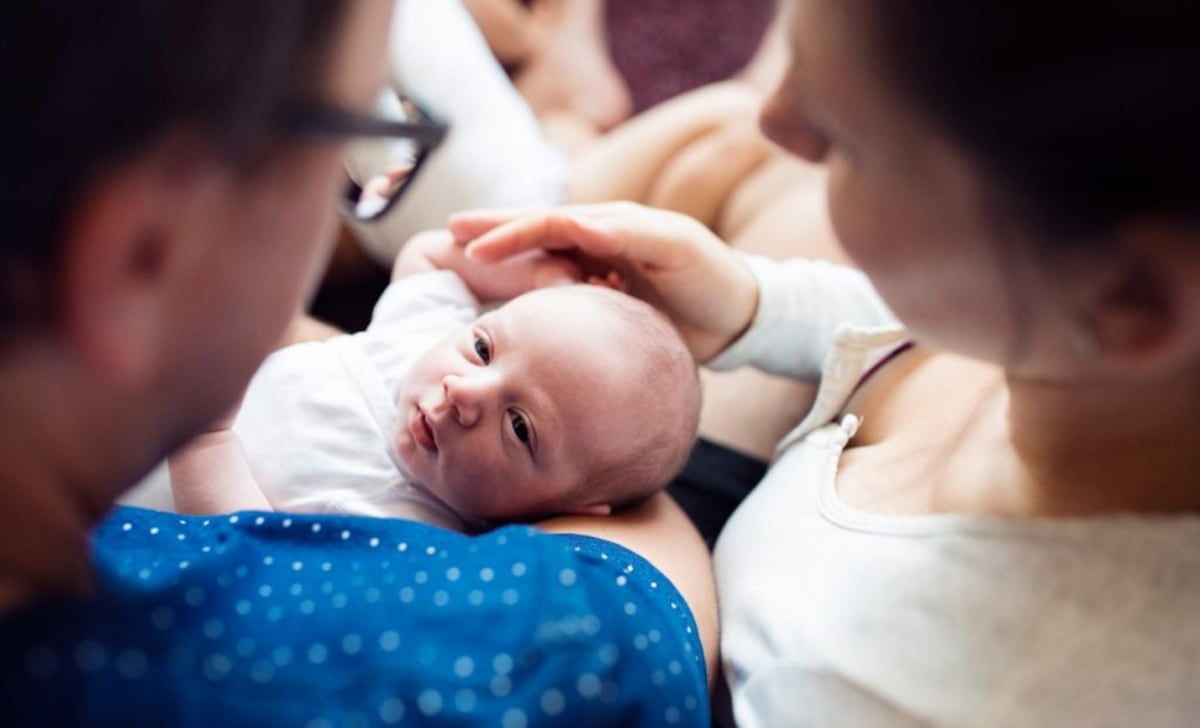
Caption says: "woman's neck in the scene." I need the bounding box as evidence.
[998,365,1200,516]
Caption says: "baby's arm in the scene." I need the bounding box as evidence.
[392,228,581,302]
[168,414,272,515]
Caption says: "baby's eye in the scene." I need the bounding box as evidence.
[472,334,490,364]
[510,412,530,444]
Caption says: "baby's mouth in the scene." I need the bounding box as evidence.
[410,405,438,453]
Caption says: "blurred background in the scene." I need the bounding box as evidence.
[312,0,778,332]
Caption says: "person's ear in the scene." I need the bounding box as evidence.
[60,136,226,387]
[565,502,613,517]
[1077,221,1200,373]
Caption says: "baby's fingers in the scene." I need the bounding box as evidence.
[586,270,629,293]
[532,253,585,289]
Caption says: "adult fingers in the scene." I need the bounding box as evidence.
[448,207,545,244]
[458,210,629,264]
[455,204,702,275]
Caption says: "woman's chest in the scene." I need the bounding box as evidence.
[835,350,1006,515]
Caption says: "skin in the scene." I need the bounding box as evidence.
[395,287,666,523]
[453,0,1200,520]
[464,0,632,133]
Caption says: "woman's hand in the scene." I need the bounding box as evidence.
[450,202,760,361]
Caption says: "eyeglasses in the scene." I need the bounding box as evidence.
[282,90,448,223]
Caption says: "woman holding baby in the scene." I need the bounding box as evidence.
[456,0,1200,723]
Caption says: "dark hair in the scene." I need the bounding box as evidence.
[862,1,1200,240]
[0,0,349,336]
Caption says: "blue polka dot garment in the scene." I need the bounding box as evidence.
[0,506,708,726]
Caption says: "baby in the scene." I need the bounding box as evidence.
[168,231,700,532]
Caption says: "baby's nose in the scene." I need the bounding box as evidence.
[442,372,498,427]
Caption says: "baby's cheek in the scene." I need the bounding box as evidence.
[439,457,493,509]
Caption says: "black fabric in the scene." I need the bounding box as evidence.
[668,438,768,549]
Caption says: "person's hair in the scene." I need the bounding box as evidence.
[571,286,702,511]
[860,1,1200,242]
[0,0,350,339]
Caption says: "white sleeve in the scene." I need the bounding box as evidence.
[346,0,569,265]
[369,269,480,331]
[735,665,928,728]
[706,254,900,381]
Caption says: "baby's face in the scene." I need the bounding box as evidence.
[395,288,648,524]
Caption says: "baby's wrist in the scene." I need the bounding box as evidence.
[393,230,457,280]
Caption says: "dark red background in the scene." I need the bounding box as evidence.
[607,0,774,111]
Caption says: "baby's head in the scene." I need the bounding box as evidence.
[395,284,700,526]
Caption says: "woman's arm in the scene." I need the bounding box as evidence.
[704,254,899,380]
[536,492,719,686]
[452,203,899,379]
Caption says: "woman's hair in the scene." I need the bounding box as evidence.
[861,0,1200,242]
[0,0,350,336]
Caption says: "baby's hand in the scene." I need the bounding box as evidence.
[392,230,448,279]
[584,269,629,293]
[394,228,582,302]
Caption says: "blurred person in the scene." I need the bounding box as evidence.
[465,0,633,133]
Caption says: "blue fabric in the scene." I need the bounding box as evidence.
[0,506,708,726]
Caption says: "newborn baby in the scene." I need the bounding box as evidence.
[169,232,700,532]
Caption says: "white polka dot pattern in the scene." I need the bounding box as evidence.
[0,506,708,725]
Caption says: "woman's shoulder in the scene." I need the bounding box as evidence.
[842,348,995,449]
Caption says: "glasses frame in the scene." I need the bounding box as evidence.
[280,95,449,222]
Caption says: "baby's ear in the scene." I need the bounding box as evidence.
[566,502,612,517]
